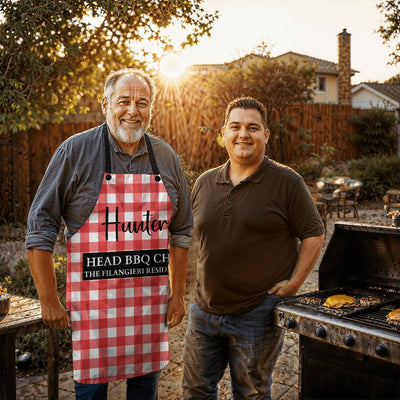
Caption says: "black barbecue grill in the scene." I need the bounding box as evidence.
[274,222,400,399]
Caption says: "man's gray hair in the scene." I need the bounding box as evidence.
[103,68,156,104]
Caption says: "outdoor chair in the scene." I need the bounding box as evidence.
[306,184,327,231]
[383,189,400,215]
[315,180,338,218]
[314,200,327,231]
[334,185,361,219]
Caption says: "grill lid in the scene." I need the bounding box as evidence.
[319,222,400,292]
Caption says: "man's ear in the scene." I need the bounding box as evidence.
[101,97,108,115]
[219,127,226,148]
[265,129,270,145]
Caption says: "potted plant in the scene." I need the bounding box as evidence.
[388,210,400,227]
[0,285,10,315]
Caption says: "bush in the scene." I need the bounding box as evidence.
[349,156,400,201]
[180,156,202,191]
[293,158,324,183]
[0,256,72,371]
[292,151,347,184]
[351,109,397,157]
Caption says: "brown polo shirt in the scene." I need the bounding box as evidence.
[191,157,324,315]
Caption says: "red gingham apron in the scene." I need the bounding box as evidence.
[66,125,172,384]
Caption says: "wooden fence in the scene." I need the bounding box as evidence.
[1,100,361,223]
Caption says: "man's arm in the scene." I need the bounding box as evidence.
[268,234,324,297]
[27,248,71,328]
[166,245,189,328]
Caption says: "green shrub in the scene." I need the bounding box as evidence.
[1,256,72,371]
[292,152,346,184]
[349,156,400,201]
[351,109,397,157]
[180,156,202,191]
[293,158,324,183]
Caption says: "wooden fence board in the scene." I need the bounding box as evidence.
[0,134,13,221]
[11,131,30,222]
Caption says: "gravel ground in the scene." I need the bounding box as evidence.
[3,201,395,399]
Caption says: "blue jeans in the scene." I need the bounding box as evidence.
[74,370,161,400]
[183,295,284,400]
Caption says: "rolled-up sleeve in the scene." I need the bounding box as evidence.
[168,158,193,249]
[25,146,71,252]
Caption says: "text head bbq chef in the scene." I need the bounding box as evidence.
[25,68,193,397]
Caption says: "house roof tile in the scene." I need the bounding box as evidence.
[271,51,358,75]
[224,51,358,76]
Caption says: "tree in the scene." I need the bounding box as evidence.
[377,0,400,66]
[207,57,315,161]
[246,59,315,118]
[384,73,400,85]
[207,68,248,109]
[0,0,218,134]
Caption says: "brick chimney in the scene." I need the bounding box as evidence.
[337,28,352,105]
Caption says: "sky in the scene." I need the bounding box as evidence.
[165,0,399,84]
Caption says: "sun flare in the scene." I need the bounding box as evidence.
[159,54,187,79]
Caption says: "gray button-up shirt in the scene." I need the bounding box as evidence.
[26,123,193,252]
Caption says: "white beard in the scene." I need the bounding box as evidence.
[114,125,144,144]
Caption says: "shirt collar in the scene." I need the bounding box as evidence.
[216,157,270,185]
[106,123,147,157]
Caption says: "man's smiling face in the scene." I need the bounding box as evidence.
[102,74,151,144]
[222,107,270,166]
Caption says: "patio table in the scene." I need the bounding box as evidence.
[0,295,59,400]
[316,177,347,217]
[316,177,362,217]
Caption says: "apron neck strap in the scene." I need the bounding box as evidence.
[103,124,160,176]
[144,134,160,175]
[103,124,112,174]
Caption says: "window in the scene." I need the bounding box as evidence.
[317,76,326,92]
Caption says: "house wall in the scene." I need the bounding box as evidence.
[273,53,305,64]
[239,53,341,105]
[313,74,338,104]
[352,89,398,110]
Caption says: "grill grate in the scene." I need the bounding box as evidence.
[294,287,399,318]
[346,304,400,332]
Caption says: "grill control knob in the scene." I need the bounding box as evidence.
[283,318,296,329]
[343,334,355,347]
[375,344,388,357]
[315,326,326,338]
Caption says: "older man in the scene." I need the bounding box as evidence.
[26,68,193,399]
[183,97,324,399]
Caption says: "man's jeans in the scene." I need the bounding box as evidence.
[183,295,284,400]
[74,370,161,400]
